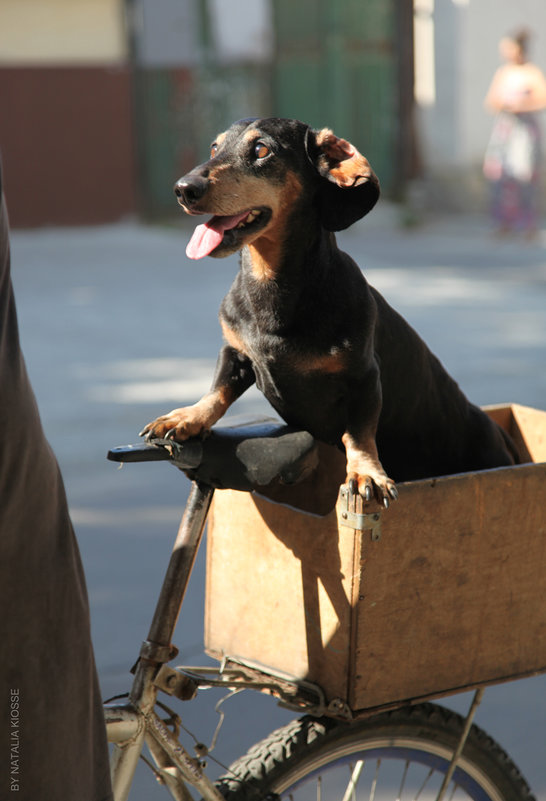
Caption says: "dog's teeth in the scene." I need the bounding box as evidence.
[236,210,261,230]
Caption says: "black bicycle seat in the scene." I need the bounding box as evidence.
[108,416,318,492]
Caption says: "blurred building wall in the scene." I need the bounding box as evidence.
[3,1,544,225]
[0,0,137,227]
[8,1,520,225]
[129,0,274,218]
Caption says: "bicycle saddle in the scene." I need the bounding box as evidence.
[108,416,344,515]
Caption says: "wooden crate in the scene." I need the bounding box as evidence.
[205,404,546,714]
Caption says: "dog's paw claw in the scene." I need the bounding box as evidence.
[346,470,398,508]
[388,485,399,501]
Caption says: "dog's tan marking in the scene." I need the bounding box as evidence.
[294,351,347,374]
[329,152,374,187]
[207,160,234,185]
[243,128,261,143]
[221,319,249,357]
[247,171,303,281]
[247,240,281,281]
[316,128,375,187]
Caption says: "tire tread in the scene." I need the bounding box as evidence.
[215,703,535,801]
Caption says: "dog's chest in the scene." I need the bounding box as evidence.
[223,312,350,438]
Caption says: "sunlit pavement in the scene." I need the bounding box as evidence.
[10,206,546,799]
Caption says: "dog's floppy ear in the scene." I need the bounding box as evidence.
[305,127,380,231]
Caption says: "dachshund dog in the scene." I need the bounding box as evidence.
[141,117,518,506]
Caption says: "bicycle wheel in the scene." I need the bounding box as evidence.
[216,703,535,801]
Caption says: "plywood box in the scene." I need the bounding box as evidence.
[205,404,546,715]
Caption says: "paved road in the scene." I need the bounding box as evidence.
[10,207,546,799]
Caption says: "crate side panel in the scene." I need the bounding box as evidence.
[511,404,546,462]
[350,463,546,711]
[484,403,546,463]
[205,490,355,702]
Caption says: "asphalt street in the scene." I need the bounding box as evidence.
[9,204,546,800]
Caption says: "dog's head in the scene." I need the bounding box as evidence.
[176,117,380,260]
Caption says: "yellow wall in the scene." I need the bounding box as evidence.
[0,0,127,64]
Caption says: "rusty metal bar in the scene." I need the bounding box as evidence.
[147,480,214,648]
[129,480,214,713]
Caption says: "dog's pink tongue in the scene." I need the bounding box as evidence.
[186,213,248,259]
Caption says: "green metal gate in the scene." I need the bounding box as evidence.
[272,0,413,192]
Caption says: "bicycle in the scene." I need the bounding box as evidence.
[104,414,543,801]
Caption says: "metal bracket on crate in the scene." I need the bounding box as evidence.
[154,664,198,701]
[326,697,353,720]
[167,660,353,720]
[339,486,382,540]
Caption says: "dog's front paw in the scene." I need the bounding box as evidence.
[342,432,398,509]
[139,406,211,442]
[141,390,230,443]
[346,469,398,509]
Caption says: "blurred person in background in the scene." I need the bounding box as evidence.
[483,28,546,239]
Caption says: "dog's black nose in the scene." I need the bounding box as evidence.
[174,174,208,206]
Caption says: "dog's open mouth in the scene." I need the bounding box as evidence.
[186,208,270,259]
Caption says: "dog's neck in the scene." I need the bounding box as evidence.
[238,225,338,330]
[241,216,336,284]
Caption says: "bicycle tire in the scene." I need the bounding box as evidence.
[216,702,535,801]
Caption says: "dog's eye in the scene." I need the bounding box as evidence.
[210,144,218,159]
[254,142,270,160]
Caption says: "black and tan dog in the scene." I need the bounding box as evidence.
[141,117,518,506]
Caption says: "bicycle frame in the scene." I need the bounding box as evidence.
[105,480,225,801]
